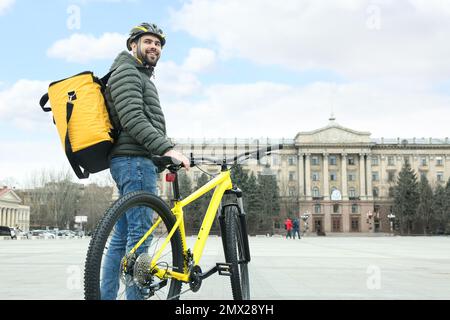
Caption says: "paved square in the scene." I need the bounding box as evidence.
[0,235,449,300]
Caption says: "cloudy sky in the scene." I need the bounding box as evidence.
[0,0,449,186]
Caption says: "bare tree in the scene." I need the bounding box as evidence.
[78,183,114,232]
[19,168,81,229]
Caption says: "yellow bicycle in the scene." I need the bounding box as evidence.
[84,145,282,300]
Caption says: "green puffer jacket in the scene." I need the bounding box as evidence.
[105,51,174,159]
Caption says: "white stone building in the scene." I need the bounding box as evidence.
[0,187,30,231]
[160,118,450,234]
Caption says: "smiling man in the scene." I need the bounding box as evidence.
[100,22,189,300]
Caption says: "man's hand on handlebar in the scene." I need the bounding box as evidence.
[164,149,191,171]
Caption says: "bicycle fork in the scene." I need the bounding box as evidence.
[218,187,251,263]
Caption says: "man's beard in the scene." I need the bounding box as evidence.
[141,49,160,67]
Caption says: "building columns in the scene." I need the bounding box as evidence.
[12,209,16,227]
[305,154,312,200]
[359,153,366,200]
[366,154,373,199]
[341,153,348,200]
[323,153,330,200]
[298,152,305,198]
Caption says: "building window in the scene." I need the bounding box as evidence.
[312,172,320,181]
[330,172,337,181]
[311,156,320,166]
[388,156,395,166]
[329,156,337,165]
[314,204,321,214]
[436,157,443,166]
[348,172,356,181]
[352,204,359,213]
[388,171,396,182]
[348,157,355,165]
[312,187,320,198]
[349,188,356,198]
[420,157,427,166]
[372,172,379,181]
[437,172,444,182]
[332,217,341,232]
[333,204,340,213]
[351,218,360,232]
[420,171,427,180]
[404,156,410,165]
[314,218,323,232]
[289,187,296,197]
[288,156,296,166]
[272,154,280,166]
[389,187,395,197]
[373,187,379,198]
[371,156,379,166]
[288,171,296,181]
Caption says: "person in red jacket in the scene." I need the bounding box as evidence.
[284,218,293,239]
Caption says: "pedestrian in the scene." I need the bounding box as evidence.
[292,218,301,239]
[284,217,293,239]
[100,22,190,300]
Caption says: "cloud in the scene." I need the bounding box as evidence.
[0,79,53,131]
[182,48,216,73]
[162,80,450,140]
[170,0,450,81]
[47,33,127,63]
[156,61,203,98]
[0,140,69,188]
[0,0,14,15]
[155,47,217,98]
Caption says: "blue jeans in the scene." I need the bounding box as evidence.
[100,156,158,300]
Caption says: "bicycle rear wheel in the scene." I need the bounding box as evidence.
[84,191,184,300]
[223,206,250,300]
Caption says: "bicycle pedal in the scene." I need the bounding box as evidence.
[216,262,233,276]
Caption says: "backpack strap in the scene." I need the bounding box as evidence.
[39,93,52,112]
[99,68,122,140]
[65,92,90,179]
[100,69,115,86]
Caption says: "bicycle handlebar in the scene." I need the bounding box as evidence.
[151,144,283,171]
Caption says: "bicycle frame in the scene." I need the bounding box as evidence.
[129,169,233,283]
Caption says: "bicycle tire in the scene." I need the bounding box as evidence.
[84,191,184,300]
[224,206,250,300]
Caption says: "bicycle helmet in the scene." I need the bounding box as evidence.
[126,22,166,50]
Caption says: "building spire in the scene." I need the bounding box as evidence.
[329,112,336,123]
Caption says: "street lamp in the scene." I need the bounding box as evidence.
[387,213,396,233]
[300,212,310,235]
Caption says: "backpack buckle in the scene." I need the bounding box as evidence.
[68,91,77,101]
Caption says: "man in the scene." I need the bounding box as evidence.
[100,22,190,300]
[292,218,301,239]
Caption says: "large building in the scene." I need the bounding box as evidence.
[0,187,30,231]
[159,117,450,235]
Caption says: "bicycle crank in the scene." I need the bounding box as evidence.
[188,265,203,292]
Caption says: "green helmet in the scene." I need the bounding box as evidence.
[126,22,166,50]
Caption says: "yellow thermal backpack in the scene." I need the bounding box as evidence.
[39,71,117,179]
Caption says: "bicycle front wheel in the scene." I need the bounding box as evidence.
[84,191,184,300]
[224,206,250,300]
